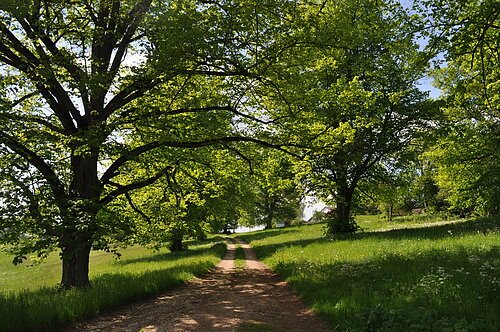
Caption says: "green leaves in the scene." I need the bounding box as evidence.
[262,0,432,233]
[423,0,500,215]
[0,0,30,16]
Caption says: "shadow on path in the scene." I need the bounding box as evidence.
[68,238,329,332]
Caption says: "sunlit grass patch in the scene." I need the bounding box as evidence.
[239,216,500,331]
[234,245,246,269]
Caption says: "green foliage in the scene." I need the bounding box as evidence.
[238,217,500,331]
[324,215,360,235]
[358,155,446,219]
[1,0,497,291]
[250,151,303,229]
[262,0,434,232]
[115,147,260,249]
[0,0,298,286]
[418,0,500,216]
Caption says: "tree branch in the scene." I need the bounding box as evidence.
[0,113,66,134]
[0,131,65,198]
[21,16,91,114]
[100,77,162,121]
[109,0,152,77]
[0,23,80,131]
[125,191,152,224]
[100,141,161,183]
[100,167,167,205]
[224,145,254,174]
[101,136,301,183]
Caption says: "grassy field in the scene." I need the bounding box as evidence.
[237,215,500,331]
[0,238,226,331]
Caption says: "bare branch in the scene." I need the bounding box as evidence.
[6,92,37,108]
[100,77,162,121]
[224,145,254,174]
[165,105,276,125]
[100,141,161,183]
[0,22,81,131]
[0,21,40,66]
[21,16,91,113]
[109,0,152,77]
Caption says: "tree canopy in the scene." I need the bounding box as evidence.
[0,0,498,288]
[0,0,294,287]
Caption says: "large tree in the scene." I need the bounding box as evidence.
[0,0,291,287]
[418,0,500,215]
[263,0,433,234]
[252,151,302,229]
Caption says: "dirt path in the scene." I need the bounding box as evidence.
[68,239,329,332]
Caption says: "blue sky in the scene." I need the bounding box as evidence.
[419,77,442,99]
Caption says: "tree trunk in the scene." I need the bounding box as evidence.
[70,151,100,198]
[264,200,274,229]
[223,223,231,234]
[60,236,92,288]
[337,197,351,226]
[388,205,393,222]
[169,230,184,252]
[327,180,358,235]
[59,149,101,288]
[265,216,273,229]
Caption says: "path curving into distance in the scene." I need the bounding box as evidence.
[69,238,329,332]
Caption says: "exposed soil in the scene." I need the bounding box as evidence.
[68,238,329,332]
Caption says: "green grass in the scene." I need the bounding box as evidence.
[234,245,246,268]
[355,213,460,232]
[238,216,500,331]
[0,238,226,332]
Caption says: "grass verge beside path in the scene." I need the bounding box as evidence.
[237,216,500,331]
[0,238,226,332]
[234,245,246,269]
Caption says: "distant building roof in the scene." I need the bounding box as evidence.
[320,206,333,214]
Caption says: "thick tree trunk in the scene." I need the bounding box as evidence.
[70,152,100,198]
[169,230,184,252]
[327,180,358,235]
[264,200,274,229]
[59,150,101,288]
[60,237,92,288]
[336,197,352,226]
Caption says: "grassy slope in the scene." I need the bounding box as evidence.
[0,238,226,331]
[237,216,500,331]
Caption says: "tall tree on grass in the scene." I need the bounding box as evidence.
[264,0,433,234]
[252,151,302,229]
[418,0,500,215]
[0,0,292,288]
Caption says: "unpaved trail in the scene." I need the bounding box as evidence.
[68,238,329,332]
